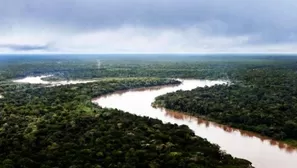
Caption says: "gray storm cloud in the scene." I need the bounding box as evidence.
[1,0,297,53]
[0,44,51,51]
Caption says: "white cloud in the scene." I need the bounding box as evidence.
[0,26,297,54]
[53,26,252,53]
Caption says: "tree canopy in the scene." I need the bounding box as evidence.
[0,77,252,168]
[155,64,297,146]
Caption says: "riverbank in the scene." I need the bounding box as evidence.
[154,100,297,150]
[284,139,297,147]
[154,82,297,149]
[95,79,297,168]
[0,77,253,168]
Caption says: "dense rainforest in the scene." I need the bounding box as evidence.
[0,76,252,168]
[1,55,292,81]
[2,55,297,167]
[155,63,297,146]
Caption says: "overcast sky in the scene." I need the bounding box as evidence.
[1,0,297,54]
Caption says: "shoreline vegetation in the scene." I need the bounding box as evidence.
[152,103,297,148]
[154,67,297,148]
[2,55,297,167]
[0,77,252,168]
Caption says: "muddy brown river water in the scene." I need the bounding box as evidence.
[92,79,297,168]
[12,76,297,168]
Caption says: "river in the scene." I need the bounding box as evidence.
[12,76,297,168]
[92,79,297,168]
[13,75,96,85]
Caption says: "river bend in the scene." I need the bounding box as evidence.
[93,79,297,168]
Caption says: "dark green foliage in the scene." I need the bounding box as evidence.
[1,55,290,81]
[155,67,297,142]
[0,78,251,168]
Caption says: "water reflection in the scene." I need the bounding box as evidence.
[164,108,297,153]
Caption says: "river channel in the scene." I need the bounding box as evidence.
[92,79,297,168]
